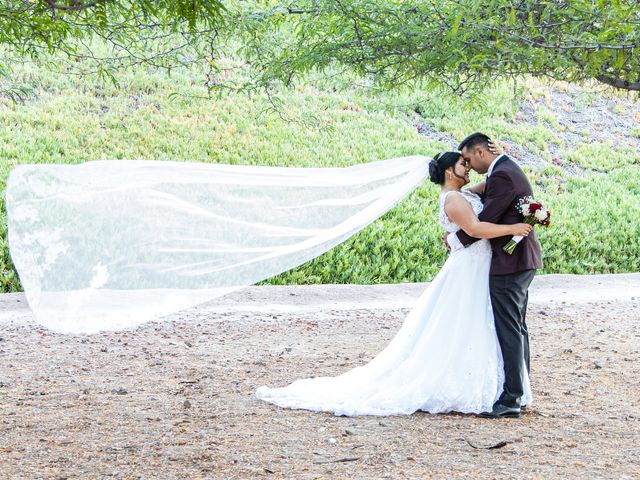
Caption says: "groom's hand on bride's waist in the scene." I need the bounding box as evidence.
[442,232,450,251]
[445,232,464,252]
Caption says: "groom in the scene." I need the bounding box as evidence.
[448,132,543,418]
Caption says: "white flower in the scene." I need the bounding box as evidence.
[521,205,531,216]
[534,209,548,222]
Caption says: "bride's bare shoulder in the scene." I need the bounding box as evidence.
[442,190,476,204]
[442,190,470,210]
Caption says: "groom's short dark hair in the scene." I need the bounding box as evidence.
[458,132,490,152]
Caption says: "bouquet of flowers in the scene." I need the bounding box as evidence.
[503,197,551,255]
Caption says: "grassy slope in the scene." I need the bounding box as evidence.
[0,59,638,292]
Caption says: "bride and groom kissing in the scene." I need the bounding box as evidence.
[257,132,543,418]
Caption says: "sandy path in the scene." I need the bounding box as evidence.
[1,273,639,479]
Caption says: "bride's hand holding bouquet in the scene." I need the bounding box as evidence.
[504,197,551,255]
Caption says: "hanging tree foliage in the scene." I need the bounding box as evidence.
[232,0,640,93]
[0,1,638,95]
[0,0,225,97]
[0,1,225,53]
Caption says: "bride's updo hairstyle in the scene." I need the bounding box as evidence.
[429,151,460,185]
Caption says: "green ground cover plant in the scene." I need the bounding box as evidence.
[0,51,638,293]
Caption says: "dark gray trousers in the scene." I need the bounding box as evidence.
[489,269,535,408]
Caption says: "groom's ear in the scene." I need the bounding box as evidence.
[476,145,487,158]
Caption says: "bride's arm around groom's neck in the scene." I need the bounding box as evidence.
[465,180,486,195]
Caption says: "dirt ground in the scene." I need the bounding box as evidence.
[1,273,639,479]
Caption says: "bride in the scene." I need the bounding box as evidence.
[256,151,533,416]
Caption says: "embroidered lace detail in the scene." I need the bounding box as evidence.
[438,190,483,232]
[439,190,491,257]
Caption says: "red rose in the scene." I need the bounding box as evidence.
[529,203,542,213]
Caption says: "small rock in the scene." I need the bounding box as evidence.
[183,400,192,409]
[111,387,128,395]
[593,363,603,369]
[538,310,548,316]
[327,438,337,444]
[278,347,293,356]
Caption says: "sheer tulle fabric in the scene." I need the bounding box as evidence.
[6,157,429,334]
[256,191,532,415]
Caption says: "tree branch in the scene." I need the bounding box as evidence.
[42,0,102,12]
[595,73,640,91]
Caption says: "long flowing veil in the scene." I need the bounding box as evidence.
[6,157,430,334]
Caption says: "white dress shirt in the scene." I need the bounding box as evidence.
[486,153,505,177]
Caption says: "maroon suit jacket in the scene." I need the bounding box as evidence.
[456,156,543,275]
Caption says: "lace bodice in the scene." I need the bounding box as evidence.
[438,190,484,233]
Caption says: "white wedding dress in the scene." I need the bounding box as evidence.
[256,190,532,416]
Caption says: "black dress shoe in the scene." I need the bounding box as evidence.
[478,404,521,418]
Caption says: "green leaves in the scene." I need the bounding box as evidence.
[541,166,640,275]
[3,0,636,96]
[234,0,640,94]
[0,0,226,87]
[0,9,638,291]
